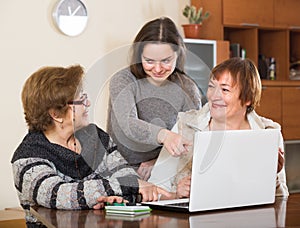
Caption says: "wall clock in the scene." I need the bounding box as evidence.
[52,0,88,37]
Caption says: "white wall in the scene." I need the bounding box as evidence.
[0,0,189,209]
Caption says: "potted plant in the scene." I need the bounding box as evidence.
[182,5,210,39]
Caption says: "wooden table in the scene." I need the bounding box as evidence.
[30,193,300,228]
[0,208,26,228]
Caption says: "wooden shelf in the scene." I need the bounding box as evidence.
[222,0,274,27]
[262,80,300,87]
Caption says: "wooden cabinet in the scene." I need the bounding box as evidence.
[255,86,282,125]
[274,0,300,28]
[290,31,300,63]
[191,0,300,140]
[223,0,274,27]
[258,29,289,81]
[282,87,300,139]
[216,40,230,64]
[191,0,300,79]
[224,26,290,82]
[221,0,300,29]
[224,28,290,81]
[191,0,223,40]
[224,27,258,64]
[255,82,300,140]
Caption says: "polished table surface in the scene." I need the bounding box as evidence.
[30,193,300,228]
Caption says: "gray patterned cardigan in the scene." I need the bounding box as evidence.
[11,124,139,224]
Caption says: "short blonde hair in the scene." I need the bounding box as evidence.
[210,57,262,113]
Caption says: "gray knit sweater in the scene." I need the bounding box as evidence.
[107,68,202,165]
[11,124,139,224]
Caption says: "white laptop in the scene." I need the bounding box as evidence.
[143,129,280,212]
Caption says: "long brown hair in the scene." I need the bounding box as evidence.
[130,17,186,81]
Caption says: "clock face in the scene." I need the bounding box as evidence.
[53,0,88,36]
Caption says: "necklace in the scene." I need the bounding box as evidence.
[66,136,81,153]
[72,104,77,153]
[72,104,81,179]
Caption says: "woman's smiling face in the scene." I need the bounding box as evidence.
[141,43,177,86]
[206,71,249,122]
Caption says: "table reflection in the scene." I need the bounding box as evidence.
[31,196,290,228]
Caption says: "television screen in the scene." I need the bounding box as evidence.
[184,39,216,103]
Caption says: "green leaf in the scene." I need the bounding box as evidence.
[182,5,210,24]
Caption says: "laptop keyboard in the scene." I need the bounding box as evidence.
[167,202,189,207]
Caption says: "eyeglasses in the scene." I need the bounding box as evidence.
[67,93,88,107]
[142,54,177,68]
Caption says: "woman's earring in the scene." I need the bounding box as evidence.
[60,120,64,129]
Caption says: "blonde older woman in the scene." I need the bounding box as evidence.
[157,57,289,199]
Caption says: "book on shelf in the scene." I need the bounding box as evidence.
[230,43,246,59]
